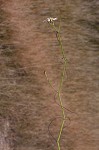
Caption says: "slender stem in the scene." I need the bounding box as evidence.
[55,22,67,150]
[57,54,66,150]
[44,71,58,93]
[47,20,67,150]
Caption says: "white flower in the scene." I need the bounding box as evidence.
[43,17,57,23]
[47,17,57,23]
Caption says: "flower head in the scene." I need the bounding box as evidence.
[47,17,57,23]
[43,17,57,23]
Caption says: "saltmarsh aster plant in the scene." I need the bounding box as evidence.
[44,17,68,150]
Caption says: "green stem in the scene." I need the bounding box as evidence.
[56,23,67,150]
[48,20,67,150]
[57,62,66,150]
